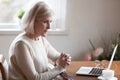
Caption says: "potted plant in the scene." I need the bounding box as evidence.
[97,33,120,60]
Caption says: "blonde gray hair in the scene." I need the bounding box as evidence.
[21,1,54,34]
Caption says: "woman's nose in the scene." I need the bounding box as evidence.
[47,22,50,29]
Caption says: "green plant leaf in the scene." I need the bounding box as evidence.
[17,9,25,19]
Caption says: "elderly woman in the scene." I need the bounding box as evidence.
[8,1,71,80]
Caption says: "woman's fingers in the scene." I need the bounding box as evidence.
[62,53,71,65]
[58,53,72,67]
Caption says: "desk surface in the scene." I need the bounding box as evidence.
[66,61,120,80]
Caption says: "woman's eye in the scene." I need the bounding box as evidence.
[43,20,52,23]
[43,21,47,23]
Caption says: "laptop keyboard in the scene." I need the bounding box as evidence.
[89,68,104,76]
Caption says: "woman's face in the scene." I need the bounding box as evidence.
[34,17,52,37]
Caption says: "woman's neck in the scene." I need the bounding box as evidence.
[25,33,40,41]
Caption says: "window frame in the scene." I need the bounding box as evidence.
[0,23,68,36]
[0,0,68,36]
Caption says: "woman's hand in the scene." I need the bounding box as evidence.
[65,53,71,65]
[58,53,71,68]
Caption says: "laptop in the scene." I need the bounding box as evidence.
[76,45,118,77]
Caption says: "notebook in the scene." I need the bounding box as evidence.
[76,45,118,77]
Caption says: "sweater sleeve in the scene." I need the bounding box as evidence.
[43,38,60,61]
[14,41,64,80]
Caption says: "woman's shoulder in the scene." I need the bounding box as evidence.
[11,32,29,46]
[13,32,25,41]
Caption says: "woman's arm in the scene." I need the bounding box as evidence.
[14,41,65,80]
[43,38,71,65]
[43,38,60,61]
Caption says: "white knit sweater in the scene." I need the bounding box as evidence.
[8,32,65,80]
